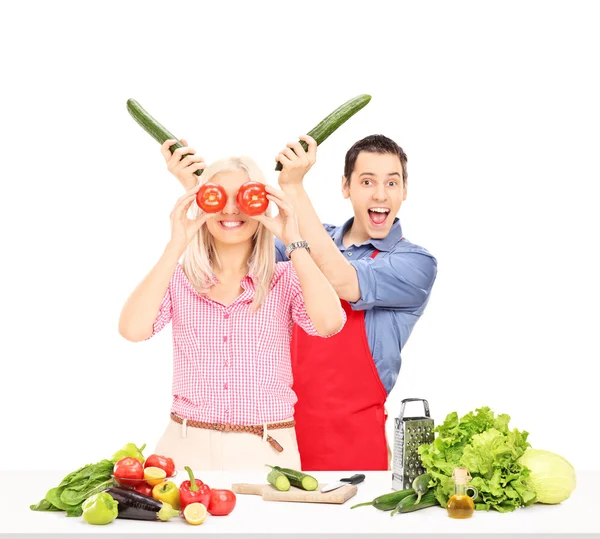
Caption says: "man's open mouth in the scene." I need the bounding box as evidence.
[368,207,390,227]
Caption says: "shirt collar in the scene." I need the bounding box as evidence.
[332,217,404,252]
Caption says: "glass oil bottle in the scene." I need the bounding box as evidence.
[447,467,478,519]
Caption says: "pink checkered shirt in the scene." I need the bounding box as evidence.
[149,262,344,426]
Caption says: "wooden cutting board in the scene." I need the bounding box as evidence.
[231,483,357,504]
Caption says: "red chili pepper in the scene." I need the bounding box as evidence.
[179,466,211,511]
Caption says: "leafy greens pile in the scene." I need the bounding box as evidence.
[30,460,114,517]
[418,406,537,512]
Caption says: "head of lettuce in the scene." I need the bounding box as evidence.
[418,407,576,512]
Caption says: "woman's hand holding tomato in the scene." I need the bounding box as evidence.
[168,185,215,253]
[248,185,301,245]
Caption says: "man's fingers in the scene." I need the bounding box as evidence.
[190,162,206,174]
[161,139,178,162]
[299,135,317,161]
[180,154,205,168]
[282,147,296,161]
[172,146,196,161]
[288,141,308,163]
[276,153,292,167]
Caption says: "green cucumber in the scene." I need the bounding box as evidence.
[412,473,431,505]
[390,490,438,516]
[274,94,372,171]
[350,488,415,511]
[126,98,202,176]
[266,465,318,491]
[266,468,291,491]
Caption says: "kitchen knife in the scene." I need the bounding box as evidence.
[320,473,365,492]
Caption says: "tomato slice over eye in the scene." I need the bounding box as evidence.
[196,183,227,213]
[236,181,268,216]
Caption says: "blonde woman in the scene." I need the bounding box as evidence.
[119,154,345,471]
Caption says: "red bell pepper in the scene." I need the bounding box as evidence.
[179,466,211,511]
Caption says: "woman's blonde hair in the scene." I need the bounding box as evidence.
[181,156,275,311]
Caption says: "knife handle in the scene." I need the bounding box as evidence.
[342,473,365,484]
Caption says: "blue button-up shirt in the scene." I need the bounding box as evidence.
[275,218,437,394]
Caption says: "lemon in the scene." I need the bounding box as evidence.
[183,502,208,525]
[143,466,167,486]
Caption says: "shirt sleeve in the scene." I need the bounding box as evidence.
[145,286,173,339]
[275,238,288,262]
[288,265,346,338]
[349,250,437,312]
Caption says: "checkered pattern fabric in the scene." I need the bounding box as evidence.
[149,262,344,425]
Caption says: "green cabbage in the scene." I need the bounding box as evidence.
[517,449,576,504]
[418,407,537,512]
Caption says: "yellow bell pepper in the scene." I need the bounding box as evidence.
[152,481,180,510]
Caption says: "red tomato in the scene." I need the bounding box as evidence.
[236,181,268,216]
[196,183,227,213]
[144,454,176,477]
[113,457,144,486]
[133,482,154,497]
[207,489,237,516]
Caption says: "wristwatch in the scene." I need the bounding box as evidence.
[286,240,311,258]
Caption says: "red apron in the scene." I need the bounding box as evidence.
[291,249,388,471]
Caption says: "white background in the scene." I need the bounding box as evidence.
[1,0,598,472]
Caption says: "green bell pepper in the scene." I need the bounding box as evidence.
[111,442,146,464]
[82,492,118,525]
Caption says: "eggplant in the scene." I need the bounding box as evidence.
[104,487,179,521]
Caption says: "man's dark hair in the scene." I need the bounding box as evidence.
[344,134,407,186]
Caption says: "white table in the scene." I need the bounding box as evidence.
[4,470,597,538]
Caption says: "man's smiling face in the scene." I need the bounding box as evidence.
[342,151,407,243]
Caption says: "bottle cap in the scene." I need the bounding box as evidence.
[452,467,471,484]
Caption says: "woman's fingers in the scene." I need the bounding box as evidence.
[266,194,293,217]
[264,184,286,199]
[171,187,200,218]
[194,211,215,230]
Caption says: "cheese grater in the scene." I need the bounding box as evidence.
[392,398,434,491]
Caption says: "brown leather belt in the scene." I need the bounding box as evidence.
[170,413,295,453]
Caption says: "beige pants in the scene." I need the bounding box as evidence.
[154,418,302,471]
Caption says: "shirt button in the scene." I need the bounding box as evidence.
[347,251,353,257]
[224,313,230,319]
[223,336,228,342]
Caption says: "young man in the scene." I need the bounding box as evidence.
[274,134,437,471]
[161,133,437,471]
